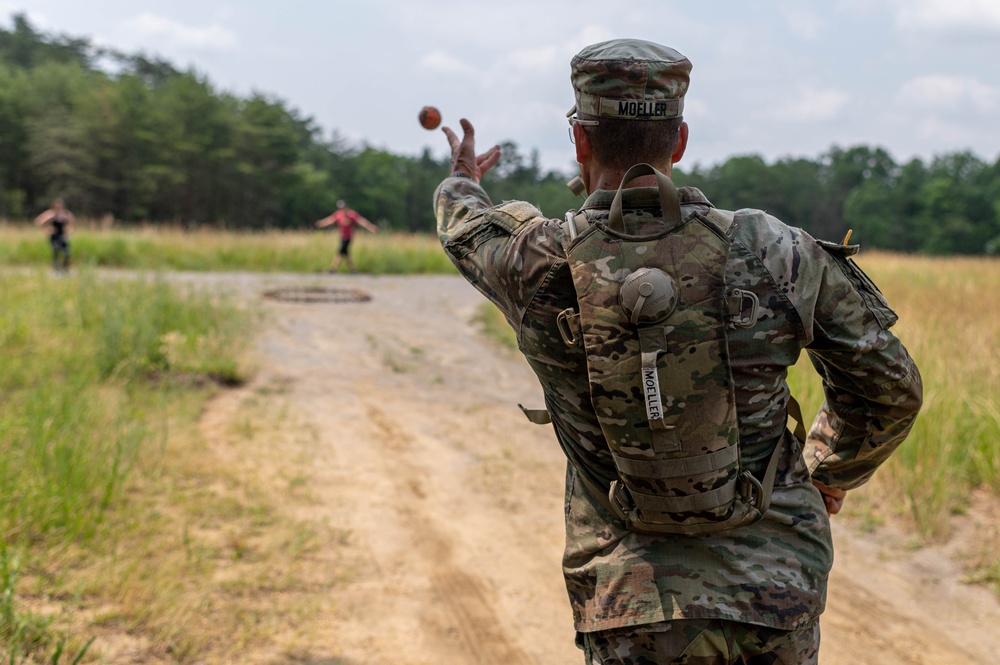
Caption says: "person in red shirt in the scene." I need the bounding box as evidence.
[315,200,378,273]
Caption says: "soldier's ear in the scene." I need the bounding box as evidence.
[573,123,591,164]
[671,122,689,165]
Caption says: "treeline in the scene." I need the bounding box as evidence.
[675,149,1000,255]
[0,14,579,233]
[2,14,999,254]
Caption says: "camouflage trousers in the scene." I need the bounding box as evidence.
[578,618,820,665]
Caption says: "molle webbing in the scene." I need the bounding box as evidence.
[562,163,775,535]
[612,446,738,478]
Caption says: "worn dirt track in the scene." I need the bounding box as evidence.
[192,271,1000,664]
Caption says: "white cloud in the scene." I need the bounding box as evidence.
[418,25,613,92]
[505,45,562,75]
[683,97,711,120]
[894,0,1000,34]
[779,6,825,41]
[418,50,479,77]
[897,74,1000,112]
[120,13,237,52]
[778,87,850,122]
[912,116,979,146]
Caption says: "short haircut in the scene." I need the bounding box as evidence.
[581,114,683,172]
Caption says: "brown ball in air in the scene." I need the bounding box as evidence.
[419,106,442,130]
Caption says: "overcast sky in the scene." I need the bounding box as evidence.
[7,0,1000,173]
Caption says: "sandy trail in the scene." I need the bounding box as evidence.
[194,272,1000,664]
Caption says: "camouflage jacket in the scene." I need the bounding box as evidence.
[434,176,922,633]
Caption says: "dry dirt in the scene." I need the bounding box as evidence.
[180,272,1000,664]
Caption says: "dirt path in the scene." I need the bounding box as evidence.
[196,272,1000,664]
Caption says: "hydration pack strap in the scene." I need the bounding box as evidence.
[612,446,739,478]
[607,163,682,232]
[516,390,796,532]
[638,327,683,451]
[517,404,551,425]
[757,428,785,507]
[627,479,739,513]
[748,397,810,518]
[786,395,808,442]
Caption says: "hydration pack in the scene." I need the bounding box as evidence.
[556,164,784,535]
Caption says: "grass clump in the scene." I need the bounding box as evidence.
[0,268,254,662]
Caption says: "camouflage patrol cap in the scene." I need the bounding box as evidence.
[569,39,691,122]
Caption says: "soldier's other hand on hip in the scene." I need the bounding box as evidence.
[812,479,847,515]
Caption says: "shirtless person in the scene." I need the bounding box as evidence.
[34,198,76,272]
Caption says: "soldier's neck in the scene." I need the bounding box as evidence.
[585,162,674,193]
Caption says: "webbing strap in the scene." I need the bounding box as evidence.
[607,164,681,232]
[628,477,739,513]
[724,296,743,316]
[564,210,589,241]
[786,396,807,442]
[637,327,680,451]
[640,348,666,428]
[736,397,803,518]
[753,429,787,515]
[517,404,551,425]
[613,446,739,479]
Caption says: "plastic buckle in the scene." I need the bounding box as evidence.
[608,481,633,523]
[730,289,759,328]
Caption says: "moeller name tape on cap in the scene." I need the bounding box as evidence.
[598,98,684,120]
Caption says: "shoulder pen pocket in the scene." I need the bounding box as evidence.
[816,239,898,330]
[845,259,898,329]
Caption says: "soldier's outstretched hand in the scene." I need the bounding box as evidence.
[442,119,501,184]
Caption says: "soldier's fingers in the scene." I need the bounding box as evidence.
[826,485,847,501]
[459,118,476,152]
[442,126,460,151]
[477,145,502,175]
[477,144,500,159]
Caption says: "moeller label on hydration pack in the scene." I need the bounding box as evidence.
[643,366,663,422]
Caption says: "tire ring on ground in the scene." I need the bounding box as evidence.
[262,286,372,304]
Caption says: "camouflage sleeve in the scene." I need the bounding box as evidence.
[798,240,923,490]
[434,176,551,316]
[435,176,495,241]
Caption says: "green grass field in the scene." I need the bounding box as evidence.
[0,268,255,662]
[0,223,455,275]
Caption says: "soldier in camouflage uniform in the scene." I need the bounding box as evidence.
[434,39,922,664]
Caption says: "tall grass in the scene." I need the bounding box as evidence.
[0,268,253,661]
[834,253,1000,537]
[0,223,456,275]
